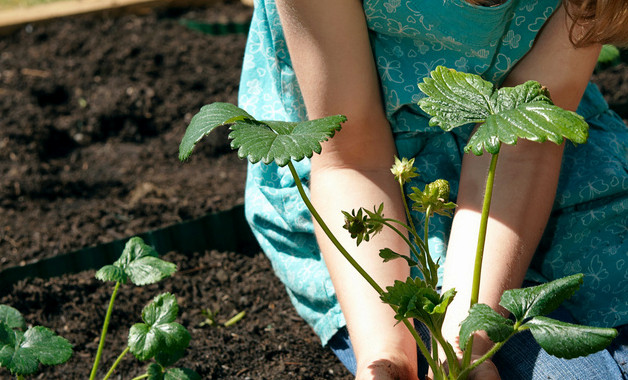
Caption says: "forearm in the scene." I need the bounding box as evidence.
[276,0,418,374]
[442,140,564,352]
[440,5,601,355]
[311,165,418,376]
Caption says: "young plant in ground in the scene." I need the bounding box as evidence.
[179,66,618,380]
[90,236,199,380]
[0,304,73,380]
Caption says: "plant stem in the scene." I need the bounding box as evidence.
[456,326,519,380]
[400,181,417,234]
[131,374,149,380]
[287,161,439,373]
[90,281,121,380]
[101,346,130,380]
[288,162,384,294]
[462,152,500,369]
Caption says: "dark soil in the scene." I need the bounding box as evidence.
[0,1,351,378]
[0,1,626,378]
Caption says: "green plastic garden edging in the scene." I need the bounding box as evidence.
[0,203,258,288]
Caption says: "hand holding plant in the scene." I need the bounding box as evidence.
[179,66,618,380]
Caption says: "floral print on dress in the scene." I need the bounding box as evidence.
[239,0,628,345]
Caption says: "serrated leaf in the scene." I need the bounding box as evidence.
[465,102,588,155]
[143,293,179,326]
[381,278,454,331]
[179,102,255,161]
[165,367,202,380]
[0,305,25,330]
[96,237,176,285]
[95,265,127,283]
[0,326,73,375]
[459,304,514,351]
[129,293,190,361]
[418,67,590,156]
[229,115,346,166]
[0,324,18,369]
[500,274,583,322]
[155,348,185,368]
[127,256,177,286]
[418,66,493,131]
[147,362,165,380]
[525,316,617,359]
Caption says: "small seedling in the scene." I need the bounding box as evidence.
[179,66,617,379]
[90,236,199,380]
[0,304,73,380]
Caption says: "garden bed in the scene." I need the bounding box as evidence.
[0,0,626,378]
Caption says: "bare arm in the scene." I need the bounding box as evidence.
[275,1,418,378]
[441,4,602,359]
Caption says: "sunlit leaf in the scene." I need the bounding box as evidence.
[525,316,617,359]
[229,116,346,166]
[418,66,589,156]
[95,237,176,285]
[459,304,514,351]
[0,305,25,330]
[0,326,73,375]
[129,293,190,361]
[500,274,583,322]
[179,102,254,161]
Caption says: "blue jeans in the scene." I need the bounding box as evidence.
[328,307,628,379]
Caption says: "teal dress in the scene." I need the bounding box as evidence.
[239,0,628,346]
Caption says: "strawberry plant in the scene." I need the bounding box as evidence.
[90,236,199,380]
[179,66,618,379]
[0,304,73,379]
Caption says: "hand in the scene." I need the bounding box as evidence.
[467,358,500,380]
[356,356,419,380]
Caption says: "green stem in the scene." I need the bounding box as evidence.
[399,181,417,234]
[17,375,25,380]
[131,374,150,380]
[90,281,121,380]
[287,162,439,373]
[462,152,500,369]
[101,346,130,380]
[288,162,384,295]
[380,220,424,265]
[431,328,461,378]
[457,325,520,380]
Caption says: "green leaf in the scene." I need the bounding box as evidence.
[155,349,186,368]
[465,102,588,155]
[179,102,346,166]
[95,237,176,285]
[179,102,255,161]
[229,116,346,166]
[418,66,590,156]
[95,265,127,284]
[525,316,617,359]
[165,367,202,380]
[598,44,620,64]
[147,362,165,380]
[143,293,179,326]
[500,274,583,322]
[0,305,26,330]
[129,293,191,361]
[418,66,493,131]
[0,326,73,375]
[380,278,455,331]
[459,304,514,351]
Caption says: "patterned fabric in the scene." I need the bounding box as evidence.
[238,0,628,345]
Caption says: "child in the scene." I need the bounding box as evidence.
[238,1,628,378]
